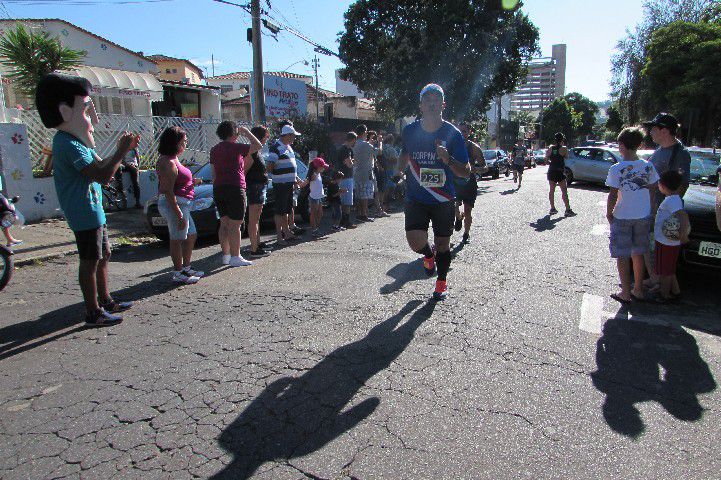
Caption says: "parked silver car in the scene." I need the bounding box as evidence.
[564,147,654,186]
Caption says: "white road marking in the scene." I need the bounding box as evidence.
[591,224,610,236]
[579,293,605,334]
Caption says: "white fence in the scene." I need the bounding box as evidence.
[5,108,229,175]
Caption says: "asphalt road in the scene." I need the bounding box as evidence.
[1,167,720,480]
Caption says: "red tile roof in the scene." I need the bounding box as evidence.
[147,54,204,79]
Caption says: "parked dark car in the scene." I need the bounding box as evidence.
[680,150,721,273]
[145,159,308,240]
[480,149,510,179]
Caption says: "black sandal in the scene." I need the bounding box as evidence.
[610,293,631,305]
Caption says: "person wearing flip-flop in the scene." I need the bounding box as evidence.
[0,192,22,248]
[605,127,659,304]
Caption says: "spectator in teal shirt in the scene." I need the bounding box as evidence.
[36,73,138,328]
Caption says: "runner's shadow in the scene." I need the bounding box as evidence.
[210,299,434,480]
[529,215,565,232]
[500,188,519,195]
[380,259,430,294]
[590,314,716,439]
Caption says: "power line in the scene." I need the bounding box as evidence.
[4,0,175,4]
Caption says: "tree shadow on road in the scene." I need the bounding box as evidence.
[529,214,566,232]
[0,270,182,361]
[210,299,434,480]
[379,259,430,294]
[590,309,716,439]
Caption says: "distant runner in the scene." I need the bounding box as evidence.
[397,84,471,300]
[545,133,576,217]
[455,122,486,244]
[510,140,527,189]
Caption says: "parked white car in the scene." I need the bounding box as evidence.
[564,147,654,186]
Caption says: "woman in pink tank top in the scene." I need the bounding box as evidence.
[156,127,203,284]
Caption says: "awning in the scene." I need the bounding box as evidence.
[74,65,164,102]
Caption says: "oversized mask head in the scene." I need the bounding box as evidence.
[36,73,98,148]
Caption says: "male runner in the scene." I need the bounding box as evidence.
[455,122,486,244]
[510,140,527,188]
[397,84,470,300]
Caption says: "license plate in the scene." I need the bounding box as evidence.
[698,241,721,259]
[151,216,167,226]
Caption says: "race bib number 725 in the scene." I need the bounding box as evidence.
[419,168,446,188]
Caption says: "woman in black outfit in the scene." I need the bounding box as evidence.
[545,132,575,217]
[246,125,271,257]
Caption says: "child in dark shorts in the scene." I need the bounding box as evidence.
[327,171,348,230]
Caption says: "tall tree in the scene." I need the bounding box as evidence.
[610,0,714,123]
[338,0,539,120]
[537,98,581,145]
[605,103,625,135]
[642,20,721,144]
[563,92,599,138]
[0,23,85,100]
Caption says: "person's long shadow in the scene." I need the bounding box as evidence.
[210,299,435,479]
[0,268,186,360]
[590,311,716,439]
[500,188,519,195]
[529,214,565,232]
[379,259,430,294]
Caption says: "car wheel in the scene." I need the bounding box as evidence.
[564,168,574,186]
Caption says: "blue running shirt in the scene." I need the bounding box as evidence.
[401,120,469,204]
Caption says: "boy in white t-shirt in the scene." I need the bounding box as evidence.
[605,127,659,304]
[654,169,690,303]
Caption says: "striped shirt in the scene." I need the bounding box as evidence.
[267,139,297,184]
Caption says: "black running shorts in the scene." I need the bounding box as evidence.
[213,185,247,221]
[404,200,455,238]
[547,170,566,183]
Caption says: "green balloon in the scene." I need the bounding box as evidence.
[502,0,519,9]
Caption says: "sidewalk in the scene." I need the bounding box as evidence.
[8,209,155,266]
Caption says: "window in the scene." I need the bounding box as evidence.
[166,68,171,73]
[573,149,593,160]
[97,96,110,114]
[602,151,617,163]
[172,68,177,73]
[123,98,133,115]
[112,97,122,114]
[220,85,233,94]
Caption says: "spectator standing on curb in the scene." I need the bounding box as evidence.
[36,73,137,327]
[605,127,659,304]
[246,125,272,258]
[210,121,262,267]
[641,112,692,290]
[382,134,399,211]
[0,192,22,248]
[336,132,357,229]
[327,171,346,230]
[352,124,376,222]
[267,124,303,243]
[298,157,329,237]
[156,127,205,284]
[115,141,142,208]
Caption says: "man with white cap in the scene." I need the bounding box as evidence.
[267,124,302,243]
[396,84,471,300]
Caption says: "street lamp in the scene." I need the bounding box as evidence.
[282,59,309,72]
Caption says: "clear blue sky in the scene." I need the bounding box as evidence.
[5,0,644,102]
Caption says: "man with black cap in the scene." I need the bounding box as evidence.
[36,73,138,327]
[643,112,692,199]
[642,112,692,288]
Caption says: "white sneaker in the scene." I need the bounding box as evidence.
[229,255,252,267]
[172,270,200,284]
[221,254,231,265]
[183,266,204,278]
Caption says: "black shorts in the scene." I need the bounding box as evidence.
[512,164,525,173]
[404,200,455,238]
[74,225,110,261]
[547,170,566,183]
[213,185,247,221]
[246,182,267,206]
[455,179,477,208]
[273,182,294,215]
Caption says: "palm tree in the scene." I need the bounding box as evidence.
[0,23,85,102]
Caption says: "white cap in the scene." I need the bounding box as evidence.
[281,124,301,136]
[420,83,444,102]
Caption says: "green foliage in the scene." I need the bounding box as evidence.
[537,98,581,145]
[563,92,599,137]
[605,103,625,134]
[642,20,721,143]
[0,23,85,100]
[338,0,539,121]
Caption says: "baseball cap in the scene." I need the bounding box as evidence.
[311,157,329,169]
[419,83,444,102]
[642,112,679,132]
[281,124,301,136]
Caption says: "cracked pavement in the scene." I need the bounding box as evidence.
[1,168,720,479]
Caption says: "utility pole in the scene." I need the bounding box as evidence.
[312,55,320,120]
[496,96,502,148]
[251,0,265,123]
[211,54,215,77]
